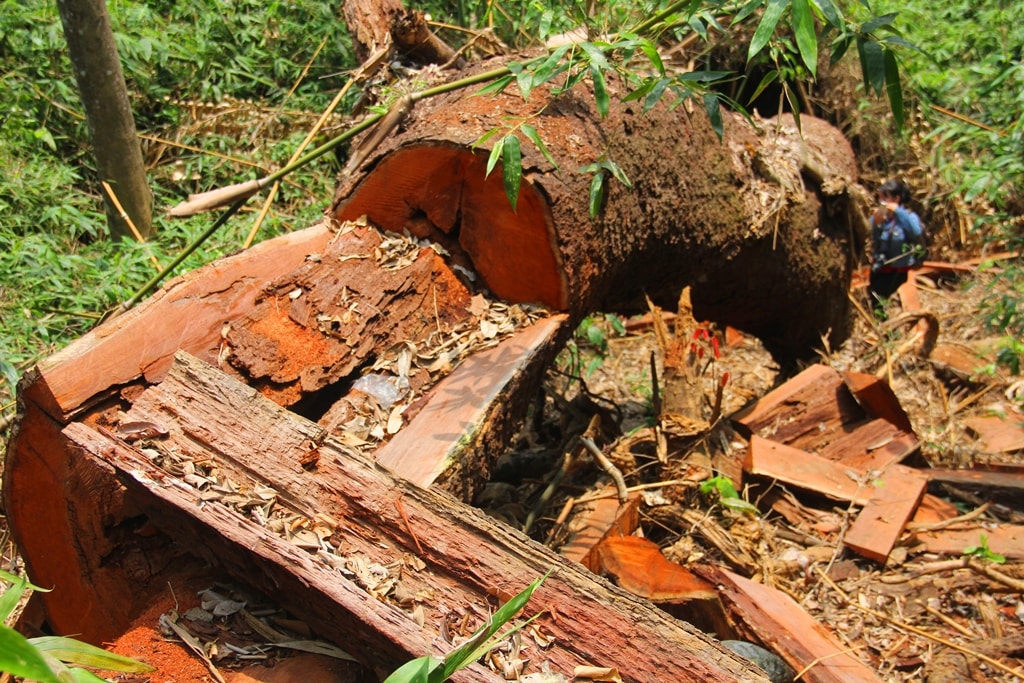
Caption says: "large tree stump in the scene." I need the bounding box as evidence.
[333,61,864,362]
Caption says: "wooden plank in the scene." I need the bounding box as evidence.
[963,413,1024,453]
[23,222,333,421]
[843,465,928,563]
[745,436,876,505]
[910,525,1024,560]
[842,371,915,434]
[73,352,764,682]
[815,418,918,471]
[732,365,865,453]
[375,315,568,493]
[924,466,1024,490]
[701,567,884,683]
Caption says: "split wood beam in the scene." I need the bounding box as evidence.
[66,352,765,682]
[700,567,884,683]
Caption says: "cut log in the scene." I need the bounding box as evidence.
[61,352,765,682]
[332,60,865,363]
[1,219,565,642]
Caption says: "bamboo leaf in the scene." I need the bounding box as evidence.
[704,92,724,140]
[590,65,610,118]
[748,69,780,104]
[475,74,515,97]
[861,12,898,34]
[638,40,665,76]
[589,170,607,219]
[502,134,522,211]
[0,573,26,622]
[883,47,905,131]
[471,127,504,150]
[733,0,763,25]
[748,0,789,63]
[791,0,818,77]
[857,37,886,96]
[579,41,611,71]
[31,636,156,673]
[812,0,843,28]
[602,159,633,189]
[521,124,558,169]
[0,626,60,683]
[435,572,550,681]
[485,136,505,178]
[383,656,441,683]
[644,77,671,112]
[830,32,851,64]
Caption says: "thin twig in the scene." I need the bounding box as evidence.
[579,435,628,504]
[816,565,1024,678]
[101,181,160,269]
[905,502,990,532]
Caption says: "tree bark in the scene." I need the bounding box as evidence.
[333,57,866,363]
[39,352,769,682]
[57,0,153,240]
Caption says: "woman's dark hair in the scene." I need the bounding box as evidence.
[878,179,912,205]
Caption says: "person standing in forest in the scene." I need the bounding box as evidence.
[869,179,925,315]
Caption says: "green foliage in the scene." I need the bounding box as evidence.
[963,534,1006,564]
[382,572,549,683]
[0,569,155,682]
[699,476,759,515]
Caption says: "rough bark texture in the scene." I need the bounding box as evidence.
[58,353,766,682]
[342,0,461,66]
[57,0,152,239]
[333,57,865,363]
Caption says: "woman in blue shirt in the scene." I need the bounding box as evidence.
[869,179,924,314]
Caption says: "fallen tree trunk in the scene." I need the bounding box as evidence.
[333,57,866,362]
[65,352,767,681]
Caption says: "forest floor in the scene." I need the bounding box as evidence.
[2,256,1022,683]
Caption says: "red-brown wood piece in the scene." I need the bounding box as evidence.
[701,567,885,683]
[843,465,928,563]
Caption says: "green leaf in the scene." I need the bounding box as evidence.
[579,41,610,72]
[860,12,898,34]
[748,69,780,104]
[30,636,156,673]
[475,74,515,97]
[0,625,61,683]
[638,40,665,77]
[586,323,607,349]
[644,77,671,112]
[382,656,442,683]
[748,0,789,63]
[601,159,632,189]
[704,92,724,140]
[436,572,550,681]
[791,0,818,77]
[501,134,522,211]
[0,573,26,622]
[530,45,570,86]
[733,0,763,25]
[883,48,904,131]
[485,136,505,178]
[520,124,558,169]
[588,170,606,219]
[830,32,852,64]
[471,127,504,150]
[590,65,610,118]
[857,37,885,95]
[812,0,843,28]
